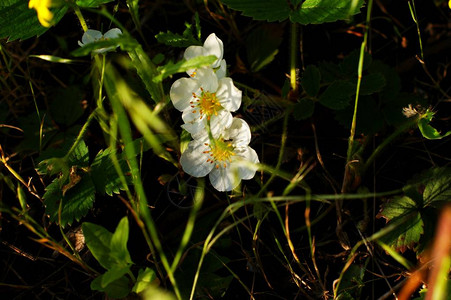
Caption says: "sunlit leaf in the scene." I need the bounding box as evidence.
[82,222,114,269]
[290,0,364,24]
[110,217,133,265]
[153,55,217,83]
[132,268,157,294]
[377,196,424,252]
[418,110,451,140]
[75,0,115,7]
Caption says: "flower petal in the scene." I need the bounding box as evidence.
[209,167,239,192]
[103,28,122,39]
[216,78,242,112]
[81,29,103,45]
[184,45,206,61]
[170,78,200,111]
[203,33,224,68]
[180,140,214,177]
[234,147,259,180]
[215,59,227,79]
[209,110,233,139]
[195,68,219,92]
[224,118,251,147]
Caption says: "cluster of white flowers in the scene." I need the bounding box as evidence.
[170,34,259,192]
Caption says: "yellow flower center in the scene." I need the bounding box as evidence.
[204,140,236,169]
[191,88,222,120]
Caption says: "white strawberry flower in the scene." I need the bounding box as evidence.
[78,28,122,54]
[180,118,259,192]
[170,67,241,139]
[184,33,227,78]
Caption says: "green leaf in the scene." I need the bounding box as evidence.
[101,265,131,288]
[0,0,68,41]
[71,36,139,57]
[369,60,401,102]
[155,30,200,48]
[153,55,217,83]
[246,24,283,72]
[91,274,130,298]
[359,73,386,96]
[290,0,364,24]
[418,110,451,140]
[110,217,132,265]
[301,65,321,97]
[128,44,164,103]
[126,0,140,30]
[220,0,291,22]
[44,174,96,226]
[75,0,115,7]
[68,140,90,167]
[91,148,131,196]
[82,221,114,269]
[377,196,424,252]
[319,80,355,110]
[423,167,451,208]
[293,97,315,120]
[132,268,157,294]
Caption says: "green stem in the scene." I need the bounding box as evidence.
[346,0,373,161]
[64,109,97,160]
[408,0,424,60]
[73,5,88,32]
[290,22,298,94]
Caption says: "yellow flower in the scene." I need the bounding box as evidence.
[28,0,53,27]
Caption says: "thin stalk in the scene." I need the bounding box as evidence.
[290,22,298,95]
[64,109,97,160]
[408,0,424,60]
[105,70,181,300]
[346,0,374,161]
[73,6,88,32]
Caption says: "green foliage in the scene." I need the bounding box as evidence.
[75,0,115,8]
[336,259,368,299]
[246,24,283,72]
[220,0,291,22]
[155,14,202,47]
[290,0,365,24]
[0,0,68,41]
[319,80,355,110]
[71,36,139,57]
[220,0,364,24]
[153,55,217,83]
[39,141,131,226]
[132,268,157,294]
[293,97,315,120]
[418,110,451,140]
[301,65,321,97]
[83,217,133,298]
[377,167,451,254]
